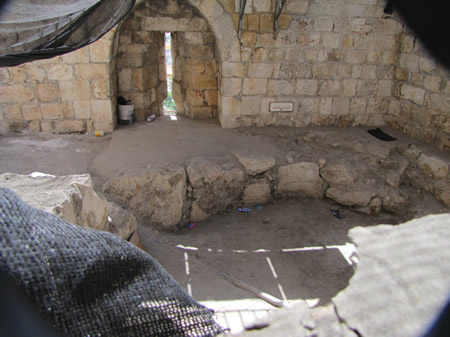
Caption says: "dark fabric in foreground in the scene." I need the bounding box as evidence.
[0,0,135,67]
[0,188,222,337]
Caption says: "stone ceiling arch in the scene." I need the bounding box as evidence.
[185,0,240,63]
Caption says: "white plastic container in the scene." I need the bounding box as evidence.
[118,104,134,122]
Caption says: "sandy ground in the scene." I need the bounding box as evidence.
[1,116,448,332]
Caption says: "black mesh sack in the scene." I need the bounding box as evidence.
[0,188,223,337]
[0,0,135,67]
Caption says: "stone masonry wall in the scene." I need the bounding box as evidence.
[385,27,450,151]
[217,0,449,150]
[0,0,448,151]
[116,29,166,120]
[0,29,117,134]
[172,31,218,119]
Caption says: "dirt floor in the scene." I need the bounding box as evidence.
[0,115,448,332]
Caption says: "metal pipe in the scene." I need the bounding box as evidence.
[274,0,288,39]
[238,0,247,40]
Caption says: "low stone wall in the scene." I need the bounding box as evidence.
[104,142,449,231]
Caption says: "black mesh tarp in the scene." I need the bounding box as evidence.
[0,188,223,337]
[0,0,135,67]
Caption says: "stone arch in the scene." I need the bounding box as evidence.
[185,0,240,63]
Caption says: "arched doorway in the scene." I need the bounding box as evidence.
[113,0,220,122]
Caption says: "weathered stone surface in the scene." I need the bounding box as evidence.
[106,202,137,239]
[321,162,357,186]
[104,163,186,231]
[417,153,448,178]
[231,150,276,175]
[187,157,244,213]
[356,196,382,215]
[366,142,390,160]
[334,214,450,337]
[382,190,409,214]
[434,183,450,207]
[403,144,422,161]
[243,181,271,205]
[278,162,324,199]
[190,200,209,222]
[0,173,107,231]
[326,187,374,207]
[312,305,358,337]
[384,171,401,188]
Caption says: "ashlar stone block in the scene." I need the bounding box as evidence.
[243,181,271,205]
[36,84,59,102]
[54,120,86,133]
[91,79,110,100]
[59,80,90,102]
[248,63,273,78]
[253,0,271,12]
[0,85,35,104]
[205,90,218,106]
[248,15,260,30]
[296,79,319,96]
[222,62,247,77]
[75,64,108,80]
[222,77,242,96]
[268,79,294,96]
[286,0,309,14]
[89,38,111,63]
[377,80,392,97]
[278,162,323,199]
[401,85,425,105]
[243,78,268,95]
[331,97,350,116]
[241,96,261,116]
[22,104,42,121]
[74,101,91,120]
[47,64,74,81]
[423,76,441,92]
[91,100,112,121]
[41,103,62,120]
[2,105,22,121]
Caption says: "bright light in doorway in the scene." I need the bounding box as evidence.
[170,115,177,121]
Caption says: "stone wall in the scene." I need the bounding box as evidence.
[385,27,450,151]
[117,29,166,120]
[0,29,117,134]
[0,0,449,151]
[172,31,218,119]
[104,137,450,231]
[217,0,450,150]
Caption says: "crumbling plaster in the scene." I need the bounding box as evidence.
[0,0,449,151]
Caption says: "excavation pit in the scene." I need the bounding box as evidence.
[0,117,448,335]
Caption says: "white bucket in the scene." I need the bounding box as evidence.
[118,104,134,121]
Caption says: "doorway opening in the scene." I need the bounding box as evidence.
[163,32,177,119]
